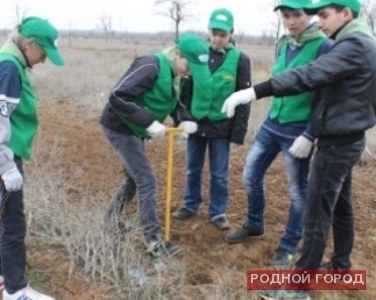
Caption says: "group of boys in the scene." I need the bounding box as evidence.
[1,0,375,299]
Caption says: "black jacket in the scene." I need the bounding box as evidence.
[255,21,376,145]
[181,47,251,144]
[100,55,192,134]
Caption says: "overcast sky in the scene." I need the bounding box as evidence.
[0,0,281,36]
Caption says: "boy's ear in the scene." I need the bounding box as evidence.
[343,6,355,19]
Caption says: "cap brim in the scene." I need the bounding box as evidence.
[303,0,332,15]
[188,62,210,81]
[208,21,232,33]
[44,47,64,66]
[274,4,305,11]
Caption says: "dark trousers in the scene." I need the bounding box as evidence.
[102,127,162,243]
[0,157,27,293]
[295,138,365,270]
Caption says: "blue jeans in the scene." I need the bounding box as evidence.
[0,157,28,294]
[103,127,162,243]
[242,127,309,254]
[295,138,365,270]
[183,135,230,220]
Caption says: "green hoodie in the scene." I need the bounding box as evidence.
[0,40,38,160]
[336,18,375,41]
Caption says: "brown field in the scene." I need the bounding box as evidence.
[1,36,375,299]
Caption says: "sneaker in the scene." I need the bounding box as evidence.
[225,224,264,243]
[270,248,295,270]
[258,289,310,300]
[3,286,55,300]
[147,240,180,258]
[211,216,230,230]
[172,207,196,220]
[0,275,4,290]
[318,262,333,270]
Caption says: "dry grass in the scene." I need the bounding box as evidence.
[20,37,274,299]
[2,36,375,299]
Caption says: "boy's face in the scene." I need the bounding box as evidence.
[24,40,47,66]
[174,51,190,76]
[317,7,351,37]
[208,29,232,50]
[280,9,311,37]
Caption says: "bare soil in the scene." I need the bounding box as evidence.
[19,100,376,299]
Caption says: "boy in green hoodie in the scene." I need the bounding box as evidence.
[224,0,331,270]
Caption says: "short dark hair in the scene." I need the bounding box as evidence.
[327,4,359,18]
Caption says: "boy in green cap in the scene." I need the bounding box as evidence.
[221,0,375,299]
[0,16,63,300]
[173,8,251,230]
[101,34,209,258]
[224,0,331,270]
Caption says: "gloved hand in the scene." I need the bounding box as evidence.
[146,121,166,138]
[178,121,198,139]
[179,121,198,134]
[1,167,23,192]
[221,87,256,118]
[289,135,314,158]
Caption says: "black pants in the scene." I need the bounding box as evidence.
[0,157,27,293]
[295,138,365,270]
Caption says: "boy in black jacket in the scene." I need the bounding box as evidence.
[222,0,376,298]
[101,34,209,258]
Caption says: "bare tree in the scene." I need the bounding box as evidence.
[361,0,376,32]
[237,30,245,44]
[263,0,283,56]
[67,19,74,47]
[154,0,194,39]
[98,13,113,44]
[12,0,28,24]
[272,0,283,41]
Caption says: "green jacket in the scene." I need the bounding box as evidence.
[270,28,326,124]
[190,47,240,121]
[111,53,178,138]
[0,41,38,160]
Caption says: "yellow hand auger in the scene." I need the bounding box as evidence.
[164,127,183,242]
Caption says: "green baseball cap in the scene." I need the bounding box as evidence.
[208,8,234,33]
[274,0,313,11]
[176,34,210,80]
[18,17,64,66]
[304,0,361,14]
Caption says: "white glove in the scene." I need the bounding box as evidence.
[221,87,256,118]
[179,121,197,134]
[289,135,314,158]
[1,167,23,192]
[146,121,166,138]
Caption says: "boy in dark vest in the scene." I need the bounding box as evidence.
[173,8,251,230]
[222,0,375,298]
[0,17,64,300]
[225,0,331,270]
[100,34,208,258]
